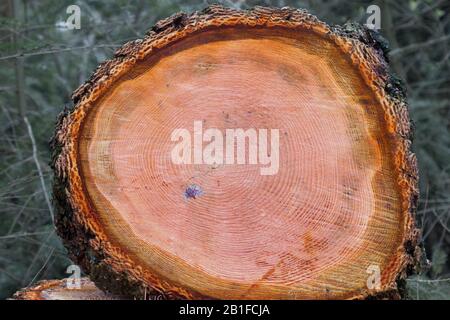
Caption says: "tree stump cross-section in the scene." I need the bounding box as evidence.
[51,5,421,299]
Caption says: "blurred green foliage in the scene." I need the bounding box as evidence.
[0,0,449,299]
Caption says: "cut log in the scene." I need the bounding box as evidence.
[11,278,122,300]
[51,5,421,299]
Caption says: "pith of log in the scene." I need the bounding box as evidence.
[51,5,422,300]
[11,278,122,300]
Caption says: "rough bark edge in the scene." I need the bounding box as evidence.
[50,4,422,300]
[10,278,120,300]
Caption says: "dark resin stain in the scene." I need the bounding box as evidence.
[184,184,203,200]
